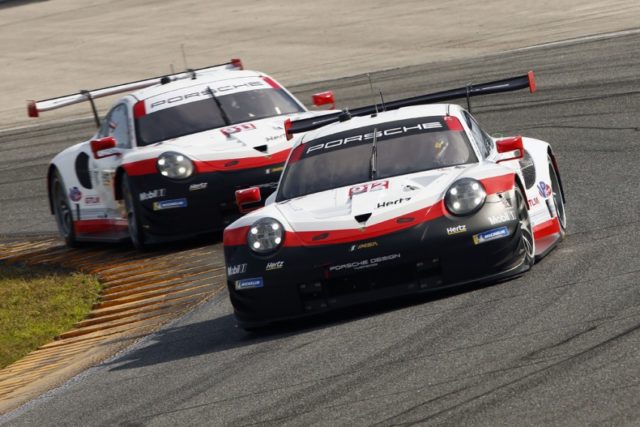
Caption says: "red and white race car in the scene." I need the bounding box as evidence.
[223,71,567,329]
[28,59,335,249]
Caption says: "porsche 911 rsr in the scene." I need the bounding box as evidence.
[28,59,336,249]
[223,72,567,329]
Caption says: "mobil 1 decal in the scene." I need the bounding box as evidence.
[302,117,447,158]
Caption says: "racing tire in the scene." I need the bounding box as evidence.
[548,157,567,238]
[515,185,535,267]
[122,174,147,251]
[50,169,80,248]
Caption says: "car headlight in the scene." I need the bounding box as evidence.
[445,178,486,215]
[157,152,194,179]
[247,218,284,254]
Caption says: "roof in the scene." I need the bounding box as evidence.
[130,69,266,101]
[300,104,456,143]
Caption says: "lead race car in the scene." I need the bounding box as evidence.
[28,59,336,249]
[223,71,567,328]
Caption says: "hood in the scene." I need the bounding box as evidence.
[275,165,472,236]
[148,115,292,161]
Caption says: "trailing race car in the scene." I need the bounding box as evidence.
[28,59,336,249]
[223,71,567,329]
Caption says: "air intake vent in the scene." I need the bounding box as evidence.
[253,145,268,153]
[354,213,371,223]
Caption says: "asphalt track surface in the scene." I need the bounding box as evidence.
[2,32,640,425]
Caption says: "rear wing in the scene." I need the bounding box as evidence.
[287,71,536,136]
[27,58,243,126]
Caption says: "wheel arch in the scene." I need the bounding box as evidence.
[547,147,566,204]
[513,173,528,210]
[114,167,126,200]
[47,164,59,214]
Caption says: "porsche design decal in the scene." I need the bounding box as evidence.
[329,253,401,272]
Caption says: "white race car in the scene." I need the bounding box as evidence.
[28,59,335,249]
[223,71,567,328]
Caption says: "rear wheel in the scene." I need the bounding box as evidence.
[548,157,567,237]
[122,174,147,250]
[515,185,535,267]
[50,169,79,248]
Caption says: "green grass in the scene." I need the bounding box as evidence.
[0,263,101,369]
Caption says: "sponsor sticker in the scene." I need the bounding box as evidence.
[69,187,82,202]
[306,120,443,155]
[446,225,467,235]
[265,166,284,175]
[101,171,113,187]
[329,253,401,272]
[153,198,188,211]
[487,211,516,225]
[189,183,208,192]
[235,277,264,290]
[377,197,411,209]
[265,261,284,271]
[84,196,101,205]
[349,241,378,252]
[266,134,285,142]
[537,181,552,198]
[227,264,247,276]
[349,180,389,197]
[140,188,166,201]
[472,226,509,245]
[528,196,540,207]
[221,123,257,136]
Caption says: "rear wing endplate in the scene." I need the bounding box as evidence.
[288,71,536,135]
[27,58,243,123]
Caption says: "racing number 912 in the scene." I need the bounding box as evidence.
[349,181,389,197]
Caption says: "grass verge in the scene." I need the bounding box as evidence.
[0,263,101,369]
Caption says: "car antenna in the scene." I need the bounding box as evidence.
[378,89,387,112]
[367,73,378,117]
[370,127,378,180]
[181,44,196,79]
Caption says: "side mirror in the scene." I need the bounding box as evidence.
[312,91,335,109]
[235,187,262,214]
[90,137,119,159]
[496,136,524,163]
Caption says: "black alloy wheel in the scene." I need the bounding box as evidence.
[122,174,146,250]
[50,169,79,247]
[516,185,535,267]
[548,157,567,236]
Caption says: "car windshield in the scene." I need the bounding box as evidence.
[277,116,477,201]
[135,83,304,146]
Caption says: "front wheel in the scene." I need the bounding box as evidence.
[121,174,147,250]
[50,169,79,248]
[515,185,535,267]
[548,156,567,238]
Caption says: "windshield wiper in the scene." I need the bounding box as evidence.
[369,127,378,180]
[206,86,231,126]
